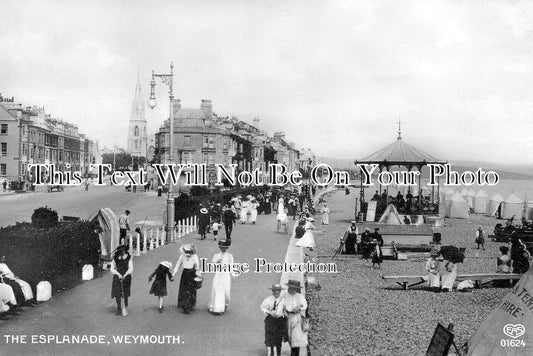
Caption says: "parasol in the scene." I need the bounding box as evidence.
[439,245,465,264]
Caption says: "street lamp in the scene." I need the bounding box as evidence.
[148,62,175,241]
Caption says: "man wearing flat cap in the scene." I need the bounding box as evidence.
[260,284,286,356]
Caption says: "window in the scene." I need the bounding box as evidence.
[22,125,27,136]
[22,143,28,156]
[45,149,50,160]
[1,142,6,156]
[203,136,209,148]
[134,126,139,137]
[0,124,7,134]
[59,151,63,161]
[184,136,191,147]
[202,153,208,164]
[135,140,138,150]
[0,164,6,176]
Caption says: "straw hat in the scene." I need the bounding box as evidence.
[430,249,440,257]
[200,208,208,214]
[350,221,357,224]
[285,280,301,290]
[268,284,283,291]
[218,240,231,248]
[160,261,172,270]
[116,244,128,254]
[180,244,196,255]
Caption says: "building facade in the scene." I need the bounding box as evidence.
[0,94,95,183]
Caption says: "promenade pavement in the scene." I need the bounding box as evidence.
[0,189,300,356]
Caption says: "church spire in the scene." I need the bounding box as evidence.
[397,116,402,140]
[131,70,145,120]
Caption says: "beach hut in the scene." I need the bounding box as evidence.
[445,193,469,219]
[466,268,533,355]
[526,202,533,221]
[443,187,455,200]
[500,193,524,220]
[465,189,476,208]
[486,193,503,216]
[473,190,489,214]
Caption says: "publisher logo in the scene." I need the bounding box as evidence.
[503,324,525,339]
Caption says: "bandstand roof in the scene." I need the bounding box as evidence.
[355,126,446,169]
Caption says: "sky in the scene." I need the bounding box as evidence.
[1,0,533,164]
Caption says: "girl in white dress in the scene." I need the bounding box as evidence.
[208,240,238,314]
[440,260,457,292]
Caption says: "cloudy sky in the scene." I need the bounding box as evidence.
[1,0,533,164]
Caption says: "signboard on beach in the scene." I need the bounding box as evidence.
[366,201,377,222]
[426,323,454,356]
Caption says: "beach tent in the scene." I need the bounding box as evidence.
[473,190,489,214]
[88,208,120,258]
[443,187,456,200]
[378,204,402,224]
[445,193,469,218]
[500,193,524,220]
[526,202,533,221]
[466,268,533,355]
[465,189,476,208]
[486,193,504,216]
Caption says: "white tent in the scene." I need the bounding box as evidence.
[465,189,476,208]
[466,269,533,355]
[526,202,533,221]
[473,190,489,214]
[378,204,402,224]
[444,187,456,200]
[445,193,469,219]
[486,193,504,216]
[501,193,524,220]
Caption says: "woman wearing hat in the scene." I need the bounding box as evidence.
[148,261,173,313]
[172,245,200,314]
[110,245,133,316]
[425,249,441,292]
[240,197,250,224]
[249,198,259,225]
[260,284,286,356]
[283,280,308,356]
[198,208,210,240]
[209,240,237,315]
[296,218,316,249]
[320,203,330,225]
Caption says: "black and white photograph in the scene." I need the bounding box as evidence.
[1,1,533,355]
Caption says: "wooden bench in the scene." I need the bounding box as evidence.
[383,273,523,290]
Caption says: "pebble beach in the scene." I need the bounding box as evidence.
[307,189,513,356]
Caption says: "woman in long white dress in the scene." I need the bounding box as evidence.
[296,218,316,249]
[240,198,249,224]
[283,280,308,356]
[320,203,330,225]
[440,260,457,292]
[209,240,237,314]
[249,199,258,224]
[277,196,285,215]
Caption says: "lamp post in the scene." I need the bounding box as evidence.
[148,62,175,241]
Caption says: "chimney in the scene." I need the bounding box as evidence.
[201,99,212,118]
[253,116,260,129]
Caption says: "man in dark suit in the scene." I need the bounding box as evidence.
[222,205,236,240]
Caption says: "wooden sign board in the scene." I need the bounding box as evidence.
[366,201,377,222]
[426,323,454,356]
